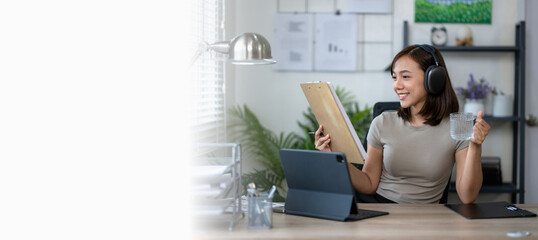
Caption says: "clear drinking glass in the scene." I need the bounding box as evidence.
[450,112,475,140]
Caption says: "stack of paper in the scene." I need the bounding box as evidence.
[192,164,234,216]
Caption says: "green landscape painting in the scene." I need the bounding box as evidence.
[415,0,492,24]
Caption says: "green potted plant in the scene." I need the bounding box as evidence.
[228,86,371,201]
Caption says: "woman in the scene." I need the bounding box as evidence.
[315,45,490,204]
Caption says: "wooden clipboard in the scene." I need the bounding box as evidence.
[300,82,367,164]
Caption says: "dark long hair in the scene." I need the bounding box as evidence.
[390,45,459,126]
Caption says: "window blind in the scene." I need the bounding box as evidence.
[192,0,226,145]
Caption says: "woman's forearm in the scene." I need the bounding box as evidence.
[348,163,378,194]
[457,142,483,203]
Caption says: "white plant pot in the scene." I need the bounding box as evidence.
[493,95,513,117]
[484,94,493,115]
[464,99,485,116]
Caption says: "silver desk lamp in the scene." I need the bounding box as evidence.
[192,32,276,65]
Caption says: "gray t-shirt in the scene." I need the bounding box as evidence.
[367,112,469,203]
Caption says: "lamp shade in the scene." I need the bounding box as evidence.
[204,32,276,65]
[228,33,276,65]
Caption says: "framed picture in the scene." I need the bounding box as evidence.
[415,0,492,24]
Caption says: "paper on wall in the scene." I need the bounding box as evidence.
[314,14,358,72]
[272,13,314,71]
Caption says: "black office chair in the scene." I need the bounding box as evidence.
[361,102,401,150]
[356,101,450,204]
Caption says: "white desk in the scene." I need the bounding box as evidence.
[194,203,538,239]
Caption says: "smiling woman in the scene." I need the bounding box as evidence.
[315,44,491,204]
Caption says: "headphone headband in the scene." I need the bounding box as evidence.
[414,44,440,66]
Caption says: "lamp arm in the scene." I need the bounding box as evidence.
[190,42,209,66]
[207,41,230,54]
[190,41,231,66]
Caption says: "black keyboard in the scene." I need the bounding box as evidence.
[346,209,389,221]
[505,205,538,217]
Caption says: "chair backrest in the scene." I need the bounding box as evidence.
[361,101,450,204]
[373,101,401,119]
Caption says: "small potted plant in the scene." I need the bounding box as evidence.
[491,87,514,117]
[455,74,491,115]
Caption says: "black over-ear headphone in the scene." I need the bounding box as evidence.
[414,44,447,95]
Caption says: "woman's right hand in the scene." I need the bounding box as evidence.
[314,125,332,152]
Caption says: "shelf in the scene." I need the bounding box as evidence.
[436,46,519,52]
[483,116,520,122]
[449,183,519,193]
[481,183,519,193]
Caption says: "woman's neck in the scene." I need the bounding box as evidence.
[410,105,425,126]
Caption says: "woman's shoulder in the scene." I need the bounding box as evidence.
[374,111,400,121]
[372,111,401,126]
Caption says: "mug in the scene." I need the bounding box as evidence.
[450,112,474,141]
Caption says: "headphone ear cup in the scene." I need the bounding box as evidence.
[424,65,447,95]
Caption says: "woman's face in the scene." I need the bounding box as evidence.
[392,55,428,111]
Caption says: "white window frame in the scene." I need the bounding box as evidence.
[192,0,227,145]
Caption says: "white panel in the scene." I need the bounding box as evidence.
[307,0,334,13]
[363,43,391,71]
[278,0,306,12]
[356,14,365,42]
[356,42,364,71]
[348,0,392,13]
[336,0,349,12]
[364,15,391,42]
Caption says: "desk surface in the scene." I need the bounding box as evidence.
[194,203,538,240]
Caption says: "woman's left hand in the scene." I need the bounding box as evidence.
[471,110,490,145]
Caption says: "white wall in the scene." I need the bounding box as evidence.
[525,0,538,204]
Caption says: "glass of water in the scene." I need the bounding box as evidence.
[450,112,475,140]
